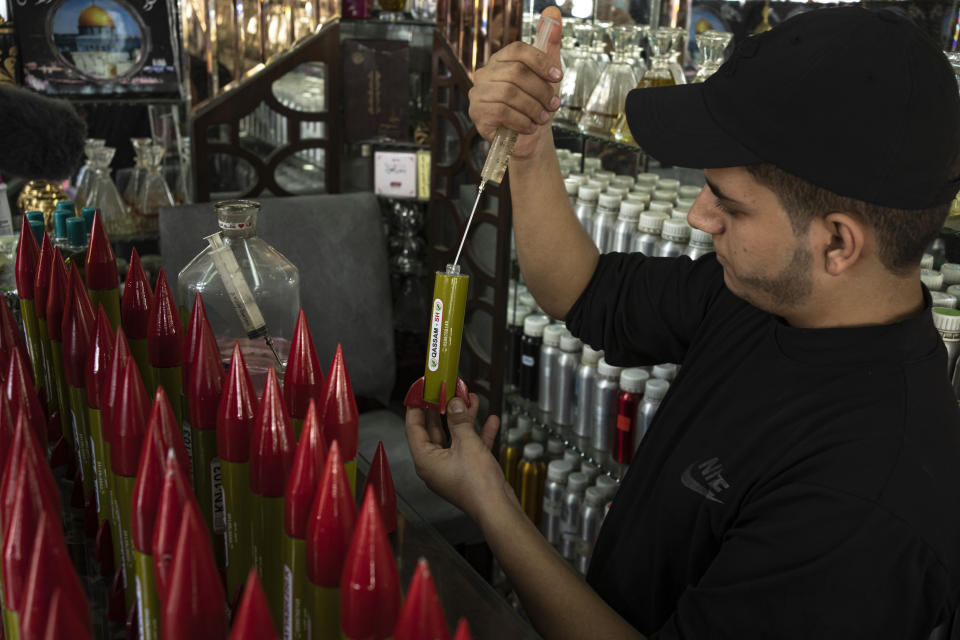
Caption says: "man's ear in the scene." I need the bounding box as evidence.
[820,212,866,276]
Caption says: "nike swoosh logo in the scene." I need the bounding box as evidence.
[681,463,724,504]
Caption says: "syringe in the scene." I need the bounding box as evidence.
[204,231,284,369]
[451,14,561,268]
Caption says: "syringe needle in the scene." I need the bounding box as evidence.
[452,181,485,268]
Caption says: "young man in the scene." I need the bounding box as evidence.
[404,6,960,638]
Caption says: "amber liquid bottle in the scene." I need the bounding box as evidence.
[518,443,547,525]
[612,28,678,145]
[500,428,525,494]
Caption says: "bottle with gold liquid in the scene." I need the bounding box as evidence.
[612,28,677,145]
[578,28,638,139]
[500,428,525,494]
[518,443,547,525]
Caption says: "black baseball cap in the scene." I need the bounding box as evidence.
[625,7,960,209]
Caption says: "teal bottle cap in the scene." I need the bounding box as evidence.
[66,217,86,247]
[81,207,96,233]
[56,200,76,214]
[53,210,71,238]
[25,211,44,223]
[28,220,44,247]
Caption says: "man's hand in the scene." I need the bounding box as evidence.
[467,7,563,159]
[404,394,517,523]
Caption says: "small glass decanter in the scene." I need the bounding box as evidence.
[84,146,137,239]
[668,27,688,86]
[578,27,638,139]
[136,144,174,235]
[693,31,733,83]
[173,136,192,205]
[177,200,301,388]
[74,138,105,210]
[556,23,601,127]
[122,137,152,211]
[612,28,677,145]
[630,25,649,80]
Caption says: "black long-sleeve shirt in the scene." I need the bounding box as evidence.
[566,252,960,639]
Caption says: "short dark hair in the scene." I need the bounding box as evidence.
[745,163,951,277]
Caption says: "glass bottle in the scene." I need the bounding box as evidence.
[630,25,649,80]
[173,136,193,205]
[669,27,688,86]
[555,24,601,127]
[693,31,733,83]
[84,146,137,240]
[123,138,152,211]
[578,27,637,139]
[612,28,677,145]
[74,138,105,210]
[177,200,301,388]
[137,144,174,235]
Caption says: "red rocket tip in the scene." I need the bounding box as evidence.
[228,570,279,640]
[62,265,96,389]
[0,287,31,382]
[16,218,40,300]
[33,233,53,320]
[340,485,402,640]
[21,511,91,639]
[249,367,295,498]
[152,450,197,607]
[318,344,359,461]
[402,377,471,415]
[85,306,115,409]
[147,271,183,368]
[452,619,473,640]
[46,248,68,341]
[84,209,118,291]
[216,342,258,463]
[394,558,450,640]
[188,322,224,431]
[284,399,328,539]
[182,293,211,391]
[6,349,47,446]
[121,248,153,340]
[43,587,94,640]
[0,393,14,479]
[283,310,324,420]
[162,500,227,640]
[364,441,397,535]
[305,441,356,588]
[132,388,190,554]
[110,358,149,477]
[100,327,131,446]
[95,519,114,577]
[1,410,61,534]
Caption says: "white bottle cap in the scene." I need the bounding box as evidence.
[633,184,655,195]
[584,486,606,507]
[648,201,673,214]
[506,428,523,444]
[672,202,692,215]
[661,219,691,242]
[652,363,678,381]
[523,314,550,337]
[547,459,574,482]
[671,210,689,220]
[619,367,650,393]
[921,269,944,291]
[565,178,581,196]
[547,438,565,456]
[598,193,622,210]
[678,185,702,198]
[560,334,583,353]
[653,188,678,202]
[946,284,960,300]
[644,378,670,401]
[581,345,603,365]
[523,443,544,460]
[941,263,960,286]
[584,157,602,172]
[932,307,960,333]
[588,179,607,190]
[543,324,566,347]
[638,213,667,234]
[597,357,623,378]
[676,196,696,208]
[577,186,600,202]
[569,172,588,185]
[657,178,680,190]
[625,192,650,206]
[517,414,532,433]
[618,202,643,221]
[595,170,615,181]
[930,291,959,309]
[689,228,714,246]
[571,152,583,163]
[566,471,589,493]
[563,449,581,466]
[921,253,935,269]
[556,148,571,160]
[611,175,635,189]
[508,305,532,326]
[606,186,628,199]
[594,474,619,499]
[580,461,599,480]
[635,172,659,187]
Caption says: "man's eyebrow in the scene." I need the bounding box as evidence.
[704,178,746,207]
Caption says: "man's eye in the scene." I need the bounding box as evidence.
[714,199,736,215]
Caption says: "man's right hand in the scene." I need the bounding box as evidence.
[468,7,564,159]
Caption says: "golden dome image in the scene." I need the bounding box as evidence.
[78,5,116,28]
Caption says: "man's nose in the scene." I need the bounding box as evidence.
[687,188,723,235]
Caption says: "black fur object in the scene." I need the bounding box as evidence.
[0,85,87,181]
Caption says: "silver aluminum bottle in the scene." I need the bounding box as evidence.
[572,346,603,450]
[574,186,600,232]
[538,325,566,422]
[553,333,583,432]
[655,218,691,258]
[932,309,960,378]
[590,193,621,253]
[560,471,589,559]
[577,486,607,575]
[683,227,715,260]
[591,358,623,462]
[630,212,668,255]
[636,378,670,451]
[565,177,581,210]
[594,474,619,501]
[931,291,959,309]
[610,201,643,254]
[541,459,574,546]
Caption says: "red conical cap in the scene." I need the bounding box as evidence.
[21,511,91,639]
[16,218,39,300]
[43,587,94,640]
[0,392,15,481]
[182,293,211,390]
[84,209,118,291]
[216,342,258,463]
[85,305,115,409]
[0,410,60,538]
[33,233,53,320]
[394,559,450,640]
[147,271,183,368]
[452,619,472,640]
[284,399,327,539]
[364,441,397,535]
[161,500,226,640]
[318,344,359,461]
[305,441,356,587]
[62,264,96,388]
[132,387,190,553]
[45,248,68,341]
[249,367,295,498]
[0,287,31,381]
[110,358,149,477]
[227,570,279,640]
[340,485,401,640]
[188,321,224,431]
[6,349,47,446]
[152,450,197,606]
[283,310,324,420]
[100,327,131,446]
[121,248,153,340]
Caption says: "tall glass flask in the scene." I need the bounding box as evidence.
[612,28,677,145]
[693,31,732,83]
[84,146,137,239]
[123,137,152,211]
[556,24,601,127]
[137,144,174,235]
[578,27,638,138]
[74,138,106,209]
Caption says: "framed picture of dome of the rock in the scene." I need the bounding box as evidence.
[11,0,181,99]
